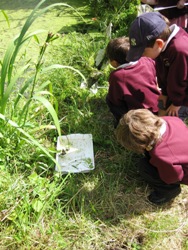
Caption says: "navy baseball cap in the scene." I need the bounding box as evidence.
[126,12,167,62]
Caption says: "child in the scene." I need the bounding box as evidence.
[141,0,188,32]
[116,108,188,205]
[105,37,160,127]
[126,12,188,120]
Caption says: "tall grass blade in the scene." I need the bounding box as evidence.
[42,64,87,83]
[8,2,85,82]
[0,114,59,167]
[14,76,34,110]
[1,64,30,114]
[0,30,44,109]
[33,94,61,137]
[0,0,85,114]
[0,40,15,98]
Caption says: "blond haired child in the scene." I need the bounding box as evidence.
[116,108,188,205]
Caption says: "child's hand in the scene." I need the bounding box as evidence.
[166,104,181,116]
[177,0,185,9]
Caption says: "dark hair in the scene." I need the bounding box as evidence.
[106,37,130,64]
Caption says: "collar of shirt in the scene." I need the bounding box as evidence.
[160,120,167,136]
[117,61,138,69]
[162,24,180,52]
[146,120,166,151]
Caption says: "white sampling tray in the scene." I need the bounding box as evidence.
[55,134,95,174]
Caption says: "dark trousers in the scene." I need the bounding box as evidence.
[138,157,181,195]
[106,96,128,127]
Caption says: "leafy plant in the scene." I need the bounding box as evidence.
[89,0,140,36]
[0,0,88,167]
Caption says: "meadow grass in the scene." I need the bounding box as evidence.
[1,1,188,250]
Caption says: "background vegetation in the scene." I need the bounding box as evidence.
[0,0,188,249]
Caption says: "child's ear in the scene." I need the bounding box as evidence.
[110,60,119,68]
[155,39,165,49]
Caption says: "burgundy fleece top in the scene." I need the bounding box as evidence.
[107,57,160,113]
[149,116,188,184]
[156,27,188,106]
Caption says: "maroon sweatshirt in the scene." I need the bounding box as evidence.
[149,116,188,184]
[156,26,188,106]
[107,57,160,113]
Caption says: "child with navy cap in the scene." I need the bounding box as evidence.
[127,12,188,120]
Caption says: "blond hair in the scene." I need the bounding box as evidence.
[115,109,163,153]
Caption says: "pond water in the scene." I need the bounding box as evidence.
[0,0,92,57]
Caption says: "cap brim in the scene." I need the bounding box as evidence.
[126,45,145,62]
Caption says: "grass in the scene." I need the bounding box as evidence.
[1,0,188,250]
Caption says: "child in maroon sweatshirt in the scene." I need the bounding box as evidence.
[106,37,160,127]
[116,108,188,205]
[127,12,188,120]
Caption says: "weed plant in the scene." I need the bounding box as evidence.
[89,0,140,36]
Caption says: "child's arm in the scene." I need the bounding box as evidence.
[159,38,188,117]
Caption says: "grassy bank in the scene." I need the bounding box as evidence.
[0,1,188,249]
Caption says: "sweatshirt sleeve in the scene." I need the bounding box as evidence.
[150,155,184,184]
[107,71,125,106]
[157,31,188,105]
[166,47,188,106]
